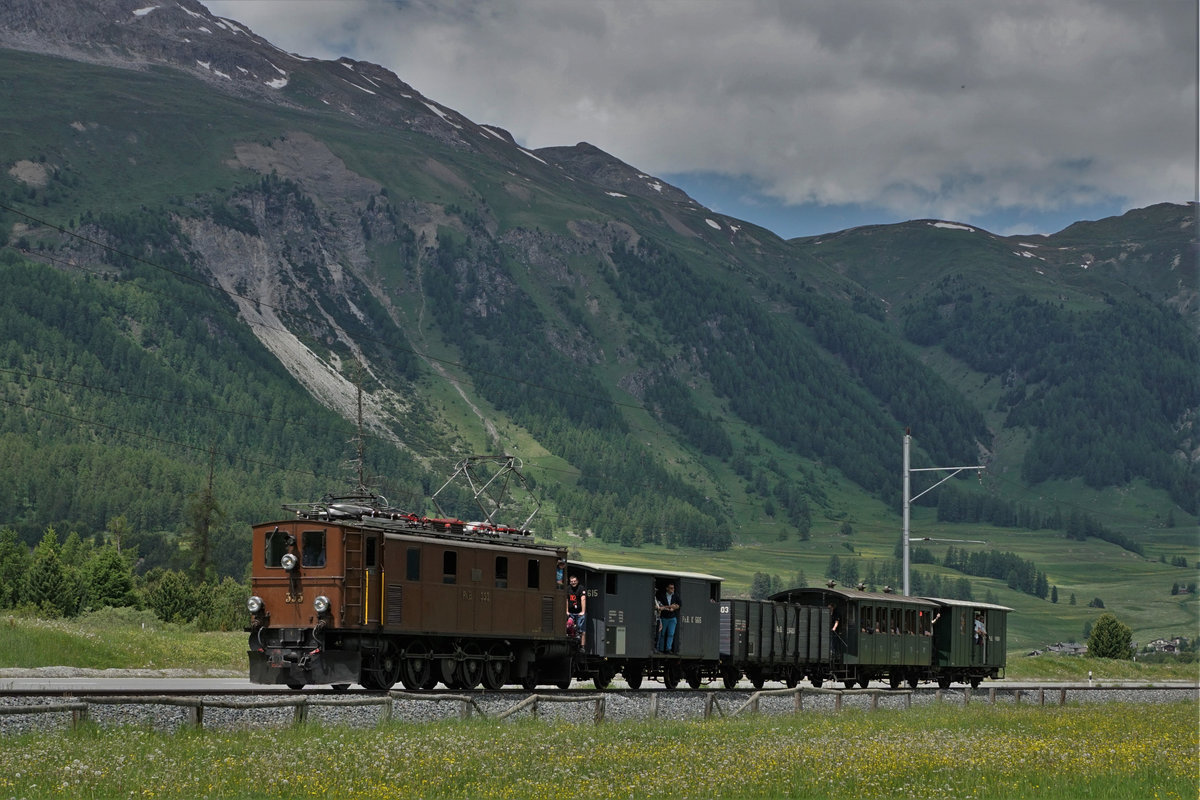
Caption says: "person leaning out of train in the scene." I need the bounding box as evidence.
[656,583,680,653]
[567,574,587,649]
[974,612,986,646]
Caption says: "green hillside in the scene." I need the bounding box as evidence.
[0,37,1195,654]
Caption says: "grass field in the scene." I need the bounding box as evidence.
[0,702,1194,799]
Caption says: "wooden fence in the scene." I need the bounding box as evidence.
[0,686,1128,732]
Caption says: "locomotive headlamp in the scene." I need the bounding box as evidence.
[247,595,264,614]
[281,553,299,571]
[313,595,331,614]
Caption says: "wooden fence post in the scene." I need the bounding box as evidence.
[293,698,308,726]
[188,704,203,729]
[648,693,659,718]
[793,689,803,713]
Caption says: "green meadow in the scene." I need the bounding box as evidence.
[0,702,1194,799]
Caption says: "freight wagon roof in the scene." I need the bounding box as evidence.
[922,597,1014,613]
[570,560,723,582]
[769,586,939,607]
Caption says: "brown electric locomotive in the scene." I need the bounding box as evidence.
[247,494,570,691]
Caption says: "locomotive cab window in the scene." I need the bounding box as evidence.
[364,535,378,569]
[606,573,618,595]
[406,547,420,581]
[495,556,508,588]
[301,530,326,567]
[443,550,457,584]
[265,529,291,568]
[527,558,540,589]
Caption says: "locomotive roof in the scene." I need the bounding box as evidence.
[570,560,723,582]
[769,586,939,607]
[255,516,563,554]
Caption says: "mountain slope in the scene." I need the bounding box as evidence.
[0,1,1195,647]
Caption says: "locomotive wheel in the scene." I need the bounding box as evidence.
[481,645,511,691]
[843,679,856,689]
[809,676,824,689]
[624,664,644,690]
[520,672,538,691]
[286,683,305,691]
[331,683,350,692]
[455,644,484,690]
[420,671,439,690]
[969,676,982,689]
[438,657,459,689]
[684,664,703,690]
[401,642,432,691]
[857,677,870,689]
[360,647,400,691]
[721,666,740,690]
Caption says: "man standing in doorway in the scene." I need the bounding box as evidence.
[656,582,680,653]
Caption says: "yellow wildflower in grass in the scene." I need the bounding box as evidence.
[0,700,1193,798]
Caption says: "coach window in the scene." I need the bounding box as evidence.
[406,547,420,581]
[300,530,326,567]
[905,609,916,635]
[443,550,457,584]
[265,529,290,568]
[495,556,508,588]
[860,605,872,633]
[527,558,540,589]
[890,608,902,635]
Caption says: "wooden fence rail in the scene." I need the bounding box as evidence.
[0,685,1152,732]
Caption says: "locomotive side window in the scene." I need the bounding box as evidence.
[527,558,540,589]
[364,535,377,569]
[495,556,508,588]
[265,529,290,568]
[301,530,326,567]
[406,547,420,580]
[443,550,457,584]
[606,573,618,594]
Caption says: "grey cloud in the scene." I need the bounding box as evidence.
[204,0,1197,222]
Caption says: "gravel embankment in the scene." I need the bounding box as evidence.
[2,684,1195,735]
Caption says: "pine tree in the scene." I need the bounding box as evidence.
[1087,613,1133,659]
[85,546,135,609]
[25,528,68,616]
[0,527,30,608]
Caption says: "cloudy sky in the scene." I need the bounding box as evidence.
[204,0,1196,239]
